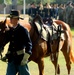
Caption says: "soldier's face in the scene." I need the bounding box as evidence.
[10,18,19,27]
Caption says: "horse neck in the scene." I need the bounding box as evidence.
[29,23,43,46]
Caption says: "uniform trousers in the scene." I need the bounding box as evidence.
[6,61,30,75]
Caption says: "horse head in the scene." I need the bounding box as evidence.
[0,19,8,58]
[0,19,7,32]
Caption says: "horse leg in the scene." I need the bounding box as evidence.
[61,41,71,75]
[50,54,60,75]
[62,50,71,75]
[36,58,44,75]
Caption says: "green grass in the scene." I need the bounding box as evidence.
[71,27,74,35]
[0,53,74,75]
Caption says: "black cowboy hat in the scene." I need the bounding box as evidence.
[7,10,24,20]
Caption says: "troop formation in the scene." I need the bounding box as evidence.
[26,1,74,27]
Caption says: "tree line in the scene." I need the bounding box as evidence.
[0,0,74,5]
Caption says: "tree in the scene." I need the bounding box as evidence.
[0,0,3,4]
[0,0,74,5]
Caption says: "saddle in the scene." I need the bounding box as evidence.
[32,15,65,42]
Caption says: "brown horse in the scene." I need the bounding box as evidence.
[0,18,74,75]
[0,20,7,59]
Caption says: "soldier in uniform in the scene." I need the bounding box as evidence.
[58,4,65,21]
[43,3,52,19]
[64,1,73,26]
[3,10,32,75]
[28,2,36,18]
[70,3,74,27]
[36,2,44,18]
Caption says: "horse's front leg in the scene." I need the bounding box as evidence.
[37,58,44,75]
[66,63,71,75]
[50,53,60,75]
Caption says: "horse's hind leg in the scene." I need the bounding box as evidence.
[62,50,71,75]
[62,43,72,75]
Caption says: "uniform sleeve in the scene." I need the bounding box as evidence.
[23,28,32,55]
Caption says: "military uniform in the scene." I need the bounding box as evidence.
[36,6,44,18]
[65,4,73,26]
[28,7,36,18]
[58,6,65,21]
[5,24,32,64]
[70,7,74,27]
[43,7,52,19]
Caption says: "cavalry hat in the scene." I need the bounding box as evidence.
[7,10,24,20]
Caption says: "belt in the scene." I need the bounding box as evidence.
[7,49,25,55]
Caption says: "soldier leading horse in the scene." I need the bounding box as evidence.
[0,17,74,75]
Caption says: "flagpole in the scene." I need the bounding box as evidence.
[23,0,25,18]
[4,0,6,14]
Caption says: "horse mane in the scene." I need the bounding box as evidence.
[33,15,44,25]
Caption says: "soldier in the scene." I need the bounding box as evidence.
[3,10,32,75]
[50,3,56,19]
[64,1,73,26]
[43,3,52,19]
[70,3,74,27]
[28,2,36,18]
[58,4,65,21]
[36,2,44,18]
[51,4,59,19]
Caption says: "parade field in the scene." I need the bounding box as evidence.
[0,15,74,75]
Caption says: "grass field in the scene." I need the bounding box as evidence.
[0,52,74,75]
[0,16,74,75]
[71,27,74,35]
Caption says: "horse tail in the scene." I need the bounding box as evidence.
[65,23,74,63]
[70,50,74,63]
[66,30,74,63]
[63,23,74,63]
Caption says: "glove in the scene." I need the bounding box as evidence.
[21,53,30,65]
[1,55,8,62]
